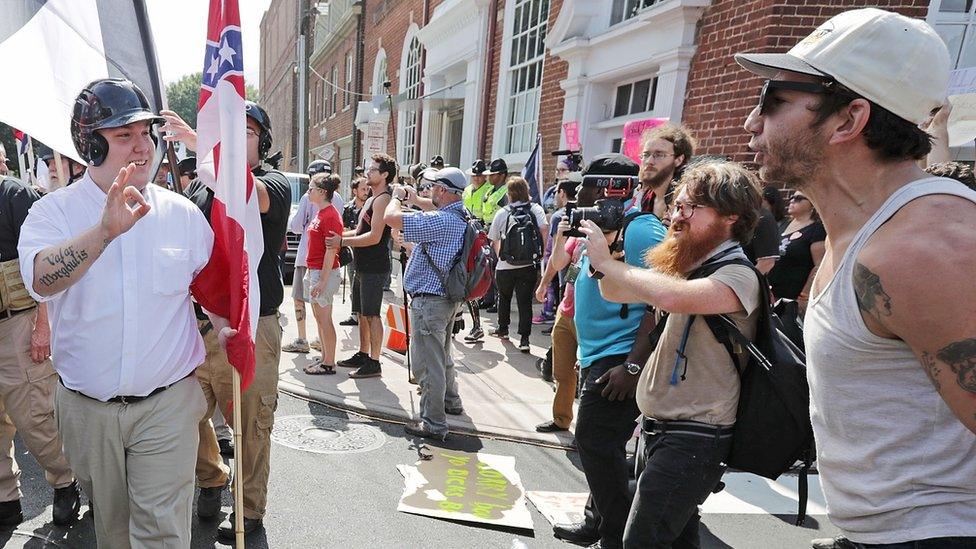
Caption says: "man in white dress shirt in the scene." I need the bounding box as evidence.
[17,79,228,548]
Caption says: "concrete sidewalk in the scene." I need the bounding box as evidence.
[276,270,577,446]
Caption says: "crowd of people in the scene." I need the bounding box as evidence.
[1,6,975,549]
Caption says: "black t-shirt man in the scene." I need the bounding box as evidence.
[353,191,392,274]
[0,176,40,262]
[184,167,291,315]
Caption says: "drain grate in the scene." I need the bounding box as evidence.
[271,415,386,454]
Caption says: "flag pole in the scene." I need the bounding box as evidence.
[16,145,27,184]
[25,138,37,188]
[232,368,244,548]
[52,151,67,191]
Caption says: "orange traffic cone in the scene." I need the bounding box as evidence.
[384,304,408,354]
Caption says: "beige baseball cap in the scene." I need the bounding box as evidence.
[735,8,950,125]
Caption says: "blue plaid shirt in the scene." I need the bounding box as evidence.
[401,201,469,296]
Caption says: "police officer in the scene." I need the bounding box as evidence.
[162,101,291,539]
[0,172,80,528]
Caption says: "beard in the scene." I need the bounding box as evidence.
[646,218,732,278]
[758,126,827,190]
[640,165,674,191]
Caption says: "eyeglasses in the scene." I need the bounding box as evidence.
[671,201,703,219]
[366,167,380,173]
[789,195,809,203]
[640,151,674,162]
[758,79,840,116]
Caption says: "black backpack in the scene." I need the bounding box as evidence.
[687,258,815,526]
[499,204,543,266]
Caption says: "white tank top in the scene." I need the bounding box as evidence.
[804,177,976,544]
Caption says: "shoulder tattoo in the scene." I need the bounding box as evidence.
[853,262,892,321]
[936,339,976,394]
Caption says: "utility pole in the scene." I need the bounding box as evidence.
[296,0,312,173]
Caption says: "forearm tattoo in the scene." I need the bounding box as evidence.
[921,351,942,392]
[39,246,90,287]
[295,307,305,322]
[936,339,976,394]
[853,262,892,320]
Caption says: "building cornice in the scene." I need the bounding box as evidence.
[415,0,489,47]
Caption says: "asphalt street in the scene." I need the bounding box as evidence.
[2,393,840,548]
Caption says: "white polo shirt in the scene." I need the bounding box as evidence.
[18,172,214,401]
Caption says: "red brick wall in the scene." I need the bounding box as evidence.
[258,0,299,171]
[482,0,506,161]
[309,32,359,177]
[362,0,442,166]
[539,0,568,184]
[682,0,931,167]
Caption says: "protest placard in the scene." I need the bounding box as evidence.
[525,491,589,526]
[622,118,668,163]
[397,451,533,531]
[562,121,580,151]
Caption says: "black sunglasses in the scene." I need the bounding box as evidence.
[789,195,809,203]
[759,79,842,116]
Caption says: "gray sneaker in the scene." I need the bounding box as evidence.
[282,338,309,353]
[811,536,856,549]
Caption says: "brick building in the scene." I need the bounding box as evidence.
[259,0,300,172]
[260,1,975,186]
[308,0,362,189]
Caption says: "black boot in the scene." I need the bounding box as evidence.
[52,480,81,526]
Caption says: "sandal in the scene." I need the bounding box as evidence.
[303,362,336,375]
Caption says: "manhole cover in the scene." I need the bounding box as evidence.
[271,415,386,454]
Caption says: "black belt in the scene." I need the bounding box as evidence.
[411,293,443,298]
[641,418,734,438]
[61,373,191,405]
[0,307,32,321]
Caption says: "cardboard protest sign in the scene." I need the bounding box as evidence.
[562,121,581,151]
[526,491,589,526]
[946,68,976,147]
[397,451,533,531]
[622,118,668,163]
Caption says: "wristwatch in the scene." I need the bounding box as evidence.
[625,361,643,376]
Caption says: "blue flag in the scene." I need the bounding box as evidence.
[521,133,543,204]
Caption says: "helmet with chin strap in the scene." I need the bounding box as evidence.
[245,101,274,160]
[71,79,164,167]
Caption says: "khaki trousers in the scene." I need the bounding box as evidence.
[0,309,73,502]
[195,314,281,519]
[551,311,578,429]
[55,376,206,549]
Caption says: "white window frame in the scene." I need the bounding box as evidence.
[345,52,354,108]
[372,50,388,97]
[611,76,659,119]
[398,26,424,166]
[502,0,550,155]
[331,65,339,116]
[928,0,976,69]
[610,0,661,26]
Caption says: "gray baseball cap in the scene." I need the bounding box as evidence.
[421,167,468,193]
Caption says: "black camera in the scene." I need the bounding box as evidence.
[564,174,634,237]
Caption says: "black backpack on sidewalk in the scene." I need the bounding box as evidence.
[689,258,815,526]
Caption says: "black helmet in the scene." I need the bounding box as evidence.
[36,144,55,162]
[307,159,332,177]
[244,101,273,159]
[71,79,164,166]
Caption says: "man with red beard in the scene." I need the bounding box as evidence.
[737,8,976,549]
[582,161,762,548]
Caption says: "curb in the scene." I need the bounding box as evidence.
[277,378,577,450]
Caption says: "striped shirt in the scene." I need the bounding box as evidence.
[401,201,469,296]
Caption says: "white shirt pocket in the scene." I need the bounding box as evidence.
[153,247,192,296]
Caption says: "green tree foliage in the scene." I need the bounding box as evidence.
[165,72,259,129]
